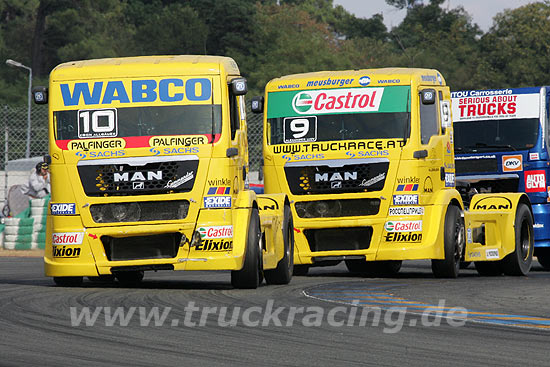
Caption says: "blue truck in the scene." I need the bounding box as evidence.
[452,87,550,269]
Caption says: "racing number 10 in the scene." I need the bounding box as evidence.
[78,109,118,138]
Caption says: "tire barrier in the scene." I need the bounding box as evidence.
[1,197,49,250]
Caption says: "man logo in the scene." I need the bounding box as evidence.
[114,171,162,182]
[133,182,144,189]
[472,196,512,210]
[359,76,371,86]
[292,92,313,113]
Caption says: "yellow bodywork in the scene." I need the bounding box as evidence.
[262,68,527,265]
[44,56,286,277]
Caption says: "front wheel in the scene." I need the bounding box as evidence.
[231,208,262,289]
[499,203,533,276]
[265,205,294,285]
[432,205,464,278]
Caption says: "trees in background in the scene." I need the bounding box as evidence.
[1,0,550,104]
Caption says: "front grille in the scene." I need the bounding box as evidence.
[285,159,389,195]
[295,198,380,218]
[455,156,498,174]
[78,157,198,196]
[102,233,182,261]
[304,227,372,252]
[90,200,189,223]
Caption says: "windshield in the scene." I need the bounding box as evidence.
[268,112,409,144]
[266,86,410,145]
[454,118,540,153]
[54,105,222,140]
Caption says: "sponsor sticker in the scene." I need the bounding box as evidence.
[486,249,500,259]
[396,184,418,192]
[359,76,371,86]
[384,220,422,232]
[52,232,85,245]
[50,203,76,215]
[530,152,540,160]
[392,194,419,205]
[195,239,233,251]
[445,172,455,187]
[388,206,424,216]
[534,223,544,229]
[525,170,546,193]
[204,196,231,208]
[68,138,125,151]
[198,225,233,239]
[292,88,384,115]
[468,251,480,258]
[53,246,81,258]
[149,135,209,147]
[502,155,522,172]
[207,186,231,195]
[384,232,422,243]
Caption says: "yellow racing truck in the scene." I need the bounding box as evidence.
[251,68,534,278]
[33,55,293,288]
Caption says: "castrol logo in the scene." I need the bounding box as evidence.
[52,232,85,245]
[292,88,384,115]
[502,155,522,172]
[384,220,422,232]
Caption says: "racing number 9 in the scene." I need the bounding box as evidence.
[283,116,317,143]
[290,119,309,139]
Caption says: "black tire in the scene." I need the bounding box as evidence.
[345,259,401,277]
[375,260,402,277]
[293,265,309,276]
[500,203,533,276]
[536,248,550,270]
[265,205,294,285]
[474,261,502,276]
[460,261,472,269]
[231,208,262,289]
[432,205,464,278]
[53,276,83,287]
[115,271,144,287]
[88,275,116,283]
[345,259,368,274]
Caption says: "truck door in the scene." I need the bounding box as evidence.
[228,89,247,193]
[418,87,453,194]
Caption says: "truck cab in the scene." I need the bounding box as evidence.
[33,56,293,288]
[452,87,550,269]
[254,68,534,278]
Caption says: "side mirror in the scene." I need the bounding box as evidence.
[251,96,264,113]
[230,78,247,96]
[32,86,48,104]
[421,89,436,105]
[226,147,239,157]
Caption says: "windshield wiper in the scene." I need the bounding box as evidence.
[461,143,516,151]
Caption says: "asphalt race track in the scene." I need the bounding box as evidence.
[1,257,550,366]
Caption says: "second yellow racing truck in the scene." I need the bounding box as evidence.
[252,68,534,278]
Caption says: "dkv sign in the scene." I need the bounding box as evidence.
[502,155,522,172]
